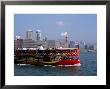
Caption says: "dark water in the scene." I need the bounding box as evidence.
[14,52,97,76]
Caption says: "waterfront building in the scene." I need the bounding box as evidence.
[47,40,56,48]
[14,39,44,49]
[55,41,61,48]
[14,38,23,49]
[22,39,37,48]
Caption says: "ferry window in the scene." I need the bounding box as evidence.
[64,56,70,60]
[64,56,79,60]
[73,56,78,59]
[73,49,77,53]
[68,56,73,59]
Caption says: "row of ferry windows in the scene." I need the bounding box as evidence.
[62,56,79,60]
[15,49,78,54]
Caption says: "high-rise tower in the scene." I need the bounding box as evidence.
[36,30,41,41]
[26,30,33,40]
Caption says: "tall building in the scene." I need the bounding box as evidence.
[65,35,69,48]
[26,30,33,40]
[85,44,88,50]
[88,45,94,50]
[74,41,79,48]
[36,30,41,41]
[69,41,75,48]
[79,41,86,51]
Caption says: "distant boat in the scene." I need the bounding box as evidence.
[88,50,96,53]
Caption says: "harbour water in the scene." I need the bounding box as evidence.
[14,52,97,76]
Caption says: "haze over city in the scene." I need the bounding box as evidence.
[14,14,97,44]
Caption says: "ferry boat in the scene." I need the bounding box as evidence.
[55,48,80,66]
[14,47,81,66]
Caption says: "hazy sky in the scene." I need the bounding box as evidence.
[14,14,97,44]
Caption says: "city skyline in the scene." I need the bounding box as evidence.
[14,14,97,44]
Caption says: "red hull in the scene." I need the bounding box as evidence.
[56,59,80,65]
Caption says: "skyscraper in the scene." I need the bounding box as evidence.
[26,30,33,40]
[36,30,41,41]
[69,41,75,48]
[75,41,79,48]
